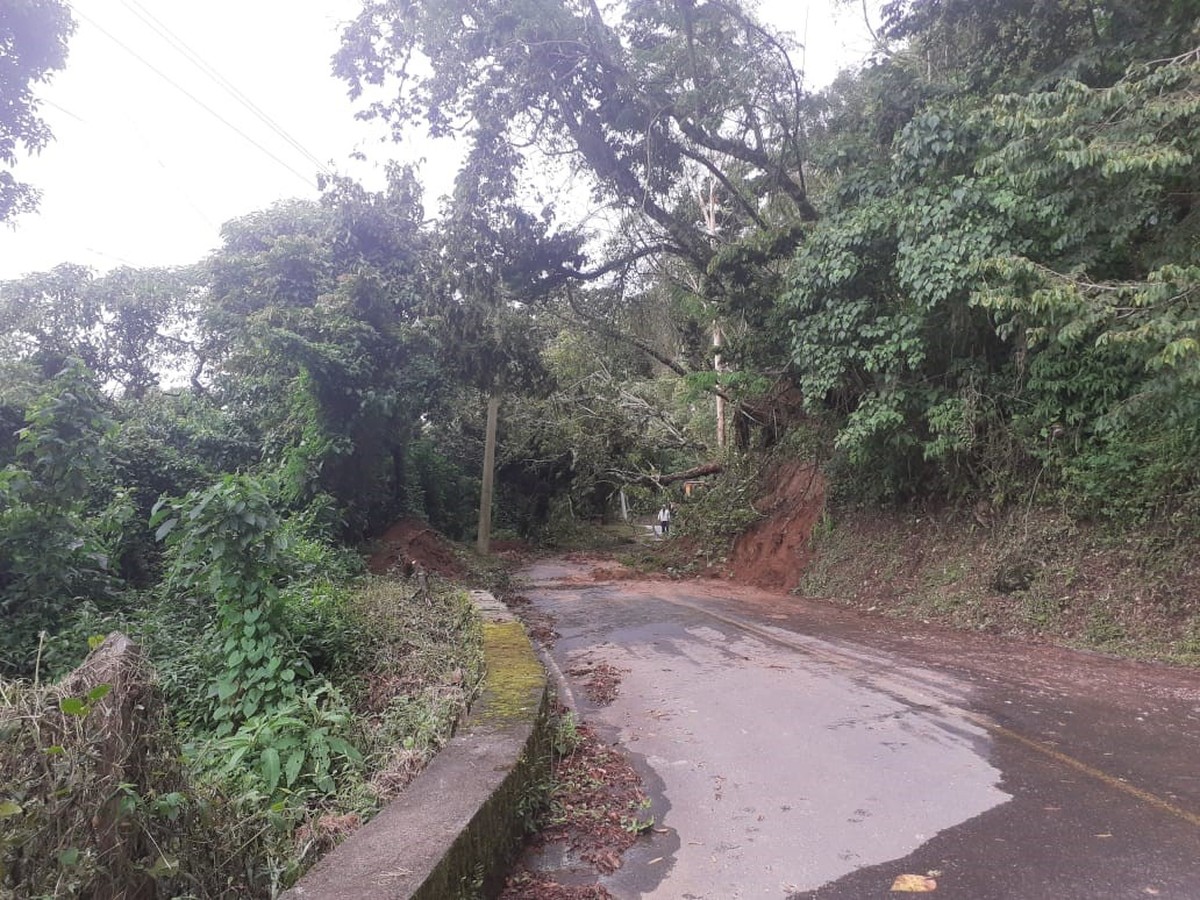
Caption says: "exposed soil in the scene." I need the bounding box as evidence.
[545,554,651,586]
[366,518,465,578]
[646,455,1199,666]
[726,459,824,592]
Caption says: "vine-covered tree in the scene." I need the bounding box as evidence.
[780,0,1200,518]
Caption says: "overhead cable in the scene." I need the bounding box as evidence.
[118,0,333,177]
[69,5,319,190]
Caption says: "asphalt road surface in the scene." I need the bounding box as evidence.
[519,557,1200,899]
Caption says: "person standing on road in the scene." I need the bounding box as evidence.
[658,503,671,537]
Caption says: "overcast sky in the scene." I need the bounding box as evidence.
[0,1,877,282]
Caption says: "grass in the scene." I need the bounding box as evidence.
[0,572,487,898]
[340,577,484,798]
[796,504,1200,665]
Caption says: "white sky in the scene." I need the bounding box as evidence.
[0,1,877,282]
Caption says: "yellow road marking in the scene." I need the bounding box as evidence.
[968,714,1200,829]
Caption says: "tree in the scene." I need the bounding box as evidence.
[0,263,200,395]
[335,0,817,386]
[1,0,75,222]
[778,0,1200,517]
[200,169,452,536]
[879,0,1199,93]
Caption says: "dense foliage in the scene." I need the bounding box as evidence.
[781,0,1200,521]
[4,0,1200,893]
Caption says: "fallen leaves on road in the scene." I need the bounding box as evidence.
[500,873,613,899]
[501,719,651,899]
[523,611,560,646]
[891,873,938,892]
[567,661,625,706]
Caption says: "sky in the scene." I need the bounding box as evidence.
[0,1,878,282]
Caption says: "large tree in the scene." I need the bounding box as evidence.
[0,263,200,395]
[334,0,817,340]
[1,0,75,222]
[200,167,458,536]
[334,0,829,460]
[779,0,1200,515]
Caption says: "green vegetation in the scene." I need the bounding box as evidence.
[799,507,1200,664]
[0,0,75,222]
[5,0,1200,892]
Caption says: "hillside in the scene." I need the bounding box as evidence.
[719,469,1200,667]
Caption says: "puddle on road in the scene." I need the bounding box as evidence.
[536,576,1011,898]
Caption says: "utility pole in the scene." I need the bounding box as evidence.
[476,393,500,555]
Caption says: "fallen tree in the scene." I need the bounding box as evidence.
[623,462,724,489]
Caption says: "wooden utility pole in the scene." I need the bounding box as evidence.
[476,394,500,555]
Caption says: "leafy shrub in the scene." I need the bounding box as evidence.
[675,455,763,549]
[190,683,363,801]
[131,595,221,731]
[0,363,126,677]
[404,437,478,540]
[280,580,360,679]
[154,475,312,735]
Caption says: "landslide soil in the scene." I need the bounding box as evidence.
[726,459,824,592]
[633,458,1198,667]
[367,518,465,577]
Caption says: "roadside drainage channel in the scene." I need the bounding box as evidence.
[283,589,551,900]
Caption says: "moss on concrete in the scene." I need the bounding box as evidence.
[282,596,552,900]
[411,695,554,900]
[409,617,552,899]
[477,621,545,725]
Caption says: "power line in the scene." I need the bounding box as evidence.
[41,98,88,124]
[68,5,319,190]
[48,93,220,232]
[117,0,333,177]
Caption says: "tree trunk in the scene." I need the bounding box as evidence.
[628,462,724,488]
[713,320,726,449]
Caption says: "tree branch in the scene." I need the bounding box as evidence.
[674,118,819,221]
[622,462,724,488]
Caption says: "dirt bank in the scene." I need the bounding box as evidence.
[673,458,1199,666]
[726,459,824,592]
[797,506,1200,665]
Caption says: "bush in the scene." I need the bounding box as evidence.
[189,683,364,802]
[0,660,294,898]
[675,455,763,549]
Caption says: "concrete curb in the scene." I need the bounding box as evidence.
[283,590,551,900]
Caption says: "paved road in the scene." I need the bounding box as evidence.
[519,557,1200,899]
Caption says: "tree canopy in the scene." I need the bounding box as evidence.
[0,0,75,221]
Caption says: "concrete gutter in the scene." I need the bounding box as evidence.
[283,590,551,900]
